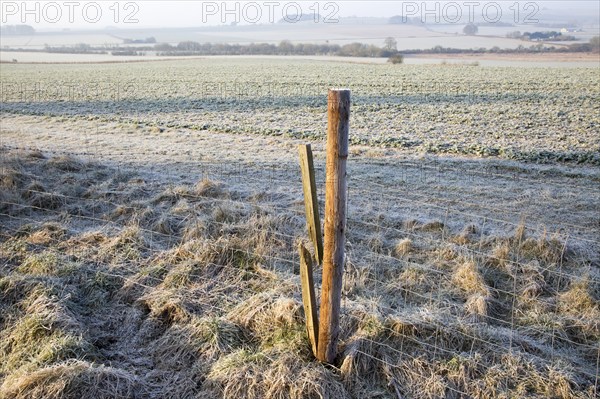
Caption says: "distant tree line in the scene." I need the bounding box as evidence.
[506,31,577,41]
[123,37,157,44]
[155,40,399,58]
[153,38,599,56]
[277,14,321,23]
[112,50,142,56]
[1,25,35,35]
[21,40,397,58]
[402,39,598,54]
[43,43,107,54]
[388,16,425,25]
[9,36,599,57]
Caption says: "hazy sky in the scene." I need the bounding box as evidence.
[1,1,598,30]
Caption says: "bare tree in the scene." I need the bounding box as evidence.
[463,24,478,35]
[384,37,398,52]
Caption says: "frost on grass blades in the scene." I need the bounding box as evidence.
[0,3,599,397]
[0,81,138,102]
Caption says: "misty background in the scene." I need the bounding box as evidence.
[1,1,598,30]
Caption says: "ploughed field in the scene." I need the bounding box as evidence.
[1,58,599,398]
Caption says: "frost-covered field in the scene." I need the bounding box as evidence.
[2,59,599,163]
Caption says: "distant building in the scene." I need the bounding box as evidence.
[560,28,578,33]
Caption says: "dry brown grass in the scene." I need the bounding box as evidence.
[490,241,511,269]
[419,220,445,232]
[394,238,413,257]
[558,277,600,341]
[453,259,489,296]
[195,178,226,198]
[0,150,598,399]
[1,360,141,399]
[202,349,348,399]
[46,155,83,172]
[0,168,25,190]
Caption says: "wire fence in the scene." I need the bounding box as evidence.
[1,140,599,397]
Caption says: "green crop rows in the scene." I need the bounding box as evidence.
[1,59,599,164]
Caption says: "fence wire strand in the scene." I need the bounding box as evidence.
[1,140,598,396]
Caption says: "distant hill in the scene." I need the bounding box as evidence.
[278,14,321,23]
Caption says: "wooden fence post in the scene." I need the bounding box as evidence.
[298,144,324,265]
[317,89,350,364]
[299,243,319,356]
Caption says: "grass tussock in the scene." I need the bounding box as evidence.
[98,226,146,263]
[46,155,83,172]
[195,179,227,198]
[25,223,67,246]
[202,349,348,399]
[490,241,511,269]
[228,294,306,352]
[1,360,141,399]
[558,277,600,341]
[394,238,412,257]
[453,260,493,319]
[519,234,566,265]
[0,167,26,190]
[0,287,94,380]
[17,251,60,275]
[151,316,249,369]
[453,260,490,296]
[419,220,445,232]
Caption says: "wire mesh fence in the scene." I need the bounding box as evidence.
[1,138,599,397]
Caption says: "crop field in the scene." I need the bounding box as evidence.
[2,59,599,163]
[1,58,599,399]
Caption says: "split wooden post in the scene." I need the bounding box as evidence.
[317,89,350,364]
[298,144,324,265]
[299,243,319,356]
